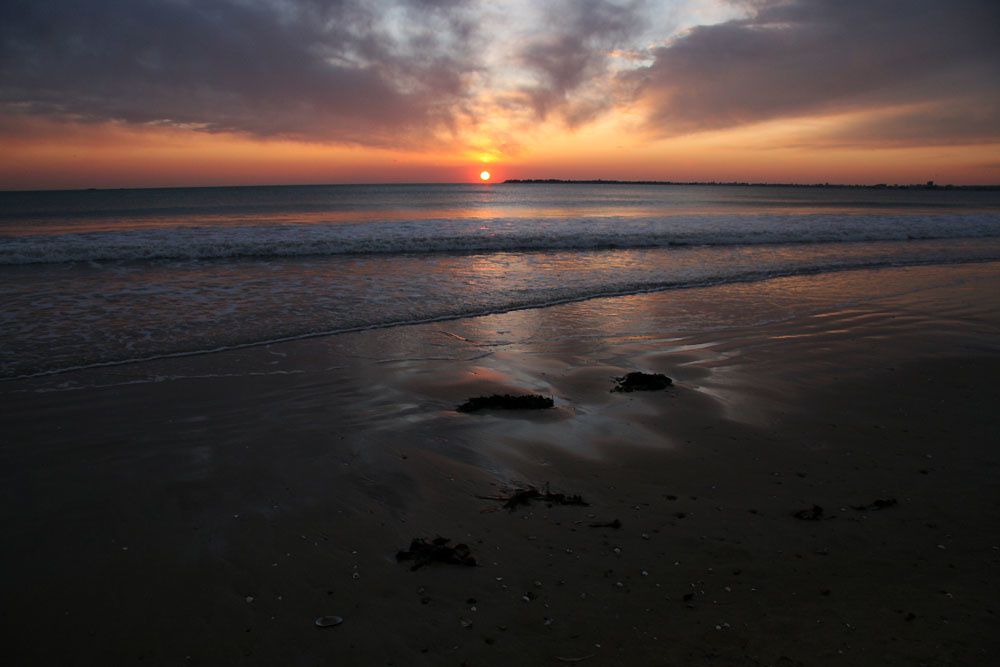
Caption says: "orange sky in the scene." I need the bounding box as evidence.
[3,113,997,190]
[1,0,998,190]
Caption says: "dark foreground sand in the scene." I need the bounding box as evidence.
[2,263,999,666]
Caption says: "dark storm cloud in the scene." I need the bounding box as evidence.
[516,0,646,125]
[635,0,1000,142]
[0,0,478,145]
[809,96,1000,148]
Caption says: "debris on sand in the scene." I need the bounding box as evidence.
[589,519,622,529]
[396,537,477,571]
[793,505,826,521]
[612,372,673,392]
[478,484,589,511]
[851,498,898,511]
[457,394,554,412]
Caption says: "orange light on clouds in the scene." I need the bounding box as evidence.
[2,106,999,190]
[3,0,999,191]
[0,117,487,189]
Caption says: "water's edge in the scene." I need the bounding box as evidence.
[5,255,996,382]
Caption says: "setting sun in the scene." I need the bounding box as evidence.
[3,3,1000,665]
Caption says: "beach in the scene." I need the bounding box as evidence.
[3,261,999,666]
[5,0,1000,663]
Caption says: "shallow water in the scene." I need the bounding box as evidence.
[2,183,999,377]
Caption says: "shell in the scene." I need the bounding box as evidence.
[314,615,344,628]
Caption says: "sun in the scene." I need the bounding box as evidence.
[479,170,491,181]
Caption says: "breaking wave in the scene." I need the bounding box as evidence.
[2,212,999,265]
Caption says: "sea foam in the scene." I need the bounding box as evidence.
[2,212,999,265]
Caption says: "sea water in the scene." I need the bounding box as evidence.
[2,183,999,378]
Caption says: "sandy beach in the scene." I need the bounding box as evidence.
[3,262,999,666]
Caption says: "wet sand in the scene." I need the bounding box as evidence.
[2,263,999,666]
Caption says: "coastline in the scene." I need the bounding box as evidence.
[4,180,1000,195]
[502,179,1000,191]
[3,262,999,665]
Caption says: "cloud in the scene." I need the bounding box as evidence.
[634,0,1000,142]
[514,0,648,125]
[810,98,1000,148]
[2,0,997,154]
[0,0,480,146]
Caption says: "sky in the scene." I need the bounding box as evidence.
[1,0,999,189]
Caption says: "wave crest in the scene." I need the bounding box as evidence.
[2,213,999,265]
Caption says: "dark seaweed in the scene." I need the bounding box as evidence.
[457,394,554,412]
[793,505,826,521]
[395,537,477,571]
[612,372,673,392]
[479,484,589,511]
[851,498,898,511]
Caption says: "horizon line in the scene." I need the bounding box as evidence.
[3,179,1000,194]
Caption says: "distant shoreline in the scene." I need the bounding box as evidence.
[4,180,1000,194]
[503,178,1000,191]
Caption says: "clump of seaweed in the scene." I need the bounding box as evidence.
[851,498,898,511]
[479,484,589,511]
[612,372,673,392]
[395,537,477,571]
[457,394,554,412]
[793,504,826,521]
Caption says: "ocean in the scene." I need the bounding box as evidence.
[2,182,999,379]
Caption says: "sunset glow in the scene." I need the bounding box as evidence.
[3,5,1000,663]
[1,1,997,190]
